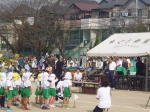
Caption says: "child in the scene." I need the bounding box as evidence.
[0,71,6,109]
[48,73,58,108]
[5,71,14,111]
[55,75,64,104]
[41,71,50,110]
[21,73,32,110]
[12,70,19,106]
[62,72,72,109]
[35,77,43,105]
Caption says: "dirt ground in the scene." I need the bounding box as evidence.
[1,82,150,112]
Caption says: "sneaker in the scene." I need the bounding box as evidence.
[66,105,70,109]
[42,106,46,109]
[66,107,70,109]
[1,107,5,110]
[49,105,53,108]
[6,108,12,111]
[26,108,30,110]
[45,107,50,110]
[54,101,59,104]
[52,105,55,108]
[28,102,30,105]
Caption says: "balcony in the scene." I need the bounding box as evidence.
[81,18,110,29]
[57,20,81,28]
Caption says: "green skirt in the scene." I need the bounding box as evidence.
[21,87,30,97]
[35,87,42,96]
[12,87,18,96]
[63,88,71,97]
[0,87,5,96]
[42,89,49,99]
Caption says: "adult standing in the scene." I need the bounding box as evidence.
[39,56,45,70]
[53,54,63,80]
[108,57,116,90]
[18,57,24,69]
[32,57,37,69]
[47,56,55,68]
[136,57,144,76]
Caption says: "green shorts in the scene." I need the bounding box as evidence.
[0,87,5,96]
[12,87,18,96]
[49,88,56,97]
[6,90,13,99]
[35,87,42,96]
[42,89,49,99]
[63,88,71,97]
[21,87,30,97]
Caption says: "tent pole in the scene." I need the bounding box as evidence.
[145,56,149,92]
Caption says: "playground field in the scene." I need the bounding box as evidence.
[1,82,150,112]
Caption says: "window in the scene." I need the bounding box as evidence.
[138,9,142,16]
[99,11,109,18]
[128,9,132,16]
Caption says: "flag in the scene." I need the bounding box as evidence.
[74,94,79,100]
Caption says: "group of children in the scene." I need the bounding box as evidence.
[0,69,73,111]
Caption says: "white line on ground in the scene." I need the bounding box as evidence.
[74,100,150,111]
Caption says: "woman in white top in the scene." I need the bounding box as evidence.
[93,76,111,112]
[74,58,79,67]
[96,58,103,70]
[32,57,37,69]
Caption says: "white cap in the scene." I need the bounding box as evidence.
[65,72,72,80]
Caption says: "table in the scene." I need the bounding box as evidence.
[116,67,127,75]
[72,81,99,94]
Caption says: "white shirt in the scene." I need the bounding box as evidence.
[43,80,49,89]
[32,59,37,68]
[63,80,72,88]
[127,59,131,67]
[96,61,103,69]
[109,62,116,70]
[21,80,31,88]
[35,79,40,87]
[6,80,13,90]
[26,72,32,80]
[57,81,63,94]
[50,80,57,88]
[74,72,82,81]
[42,72,49,81]
[96,87,111,108]
[116,59,122,67]
[12,80,19,87]
[7,72,14,80]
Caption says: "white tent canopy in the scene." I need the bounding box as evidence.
[87,32,150,57]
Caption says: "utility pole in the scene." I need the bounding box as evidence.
[136,0,138,17]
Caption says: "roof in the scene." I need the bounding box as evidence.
[87,32,150,57]
[141,0,150,5]
[93,0,129,10]
[62,0,98,6]
[12,4,36,15]
[73,2,99,11]
[41,5,68,14]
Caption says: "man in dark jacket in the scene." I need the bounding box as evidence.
[53,54,63,80]
[136,57,144,76]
